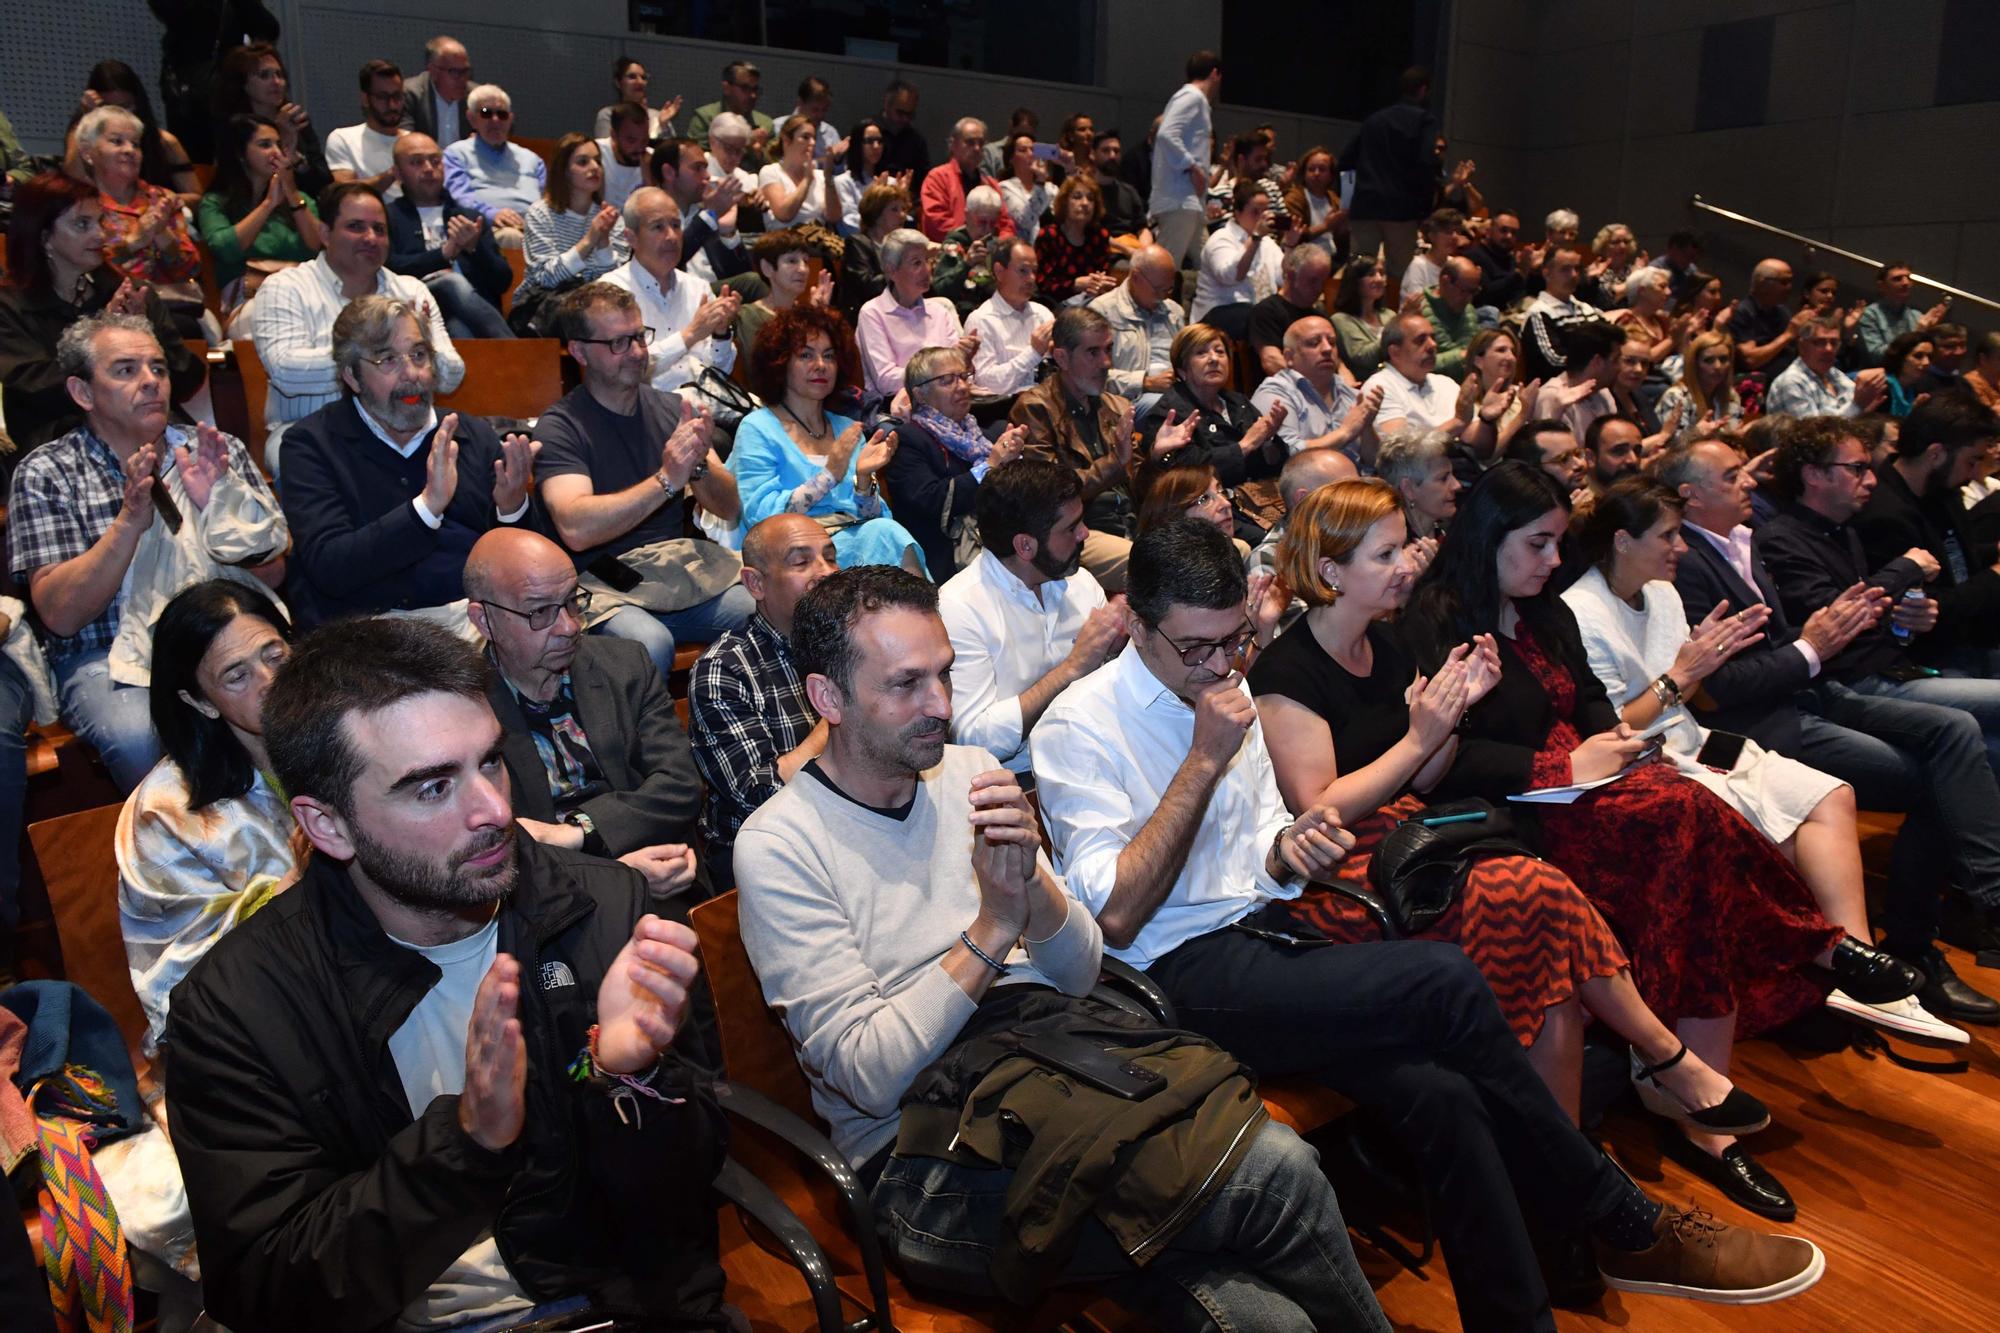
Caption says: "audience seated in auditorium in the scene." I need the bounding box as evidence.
[736,229,830,352]
[595,102,652,212]
[1250,316,1376,466]
[0,172,204,453]
[1090,242,1183,411]
[651,136,754,289]
[166,616,728,1332]
[1330,254,1396,380]
[197,113,323,330]
[251,181,463,471]
[704,114,765,218]
[856,228,969,403]
[1190,181,1284,337]
[1563,477,1956,1044]
[1367,314,1502,464]
[442,84,544,240]
[1656,331,1744,447]
[734,303,924,571]
[1339,66,1439,283]
[965,236,1054,397]
[75,106,202,316]
[1246,242,1332,377]
[326,59,406,193]
[1134,458,1242,548]
[885,346,1028,578]
[758,115,837,232]
[735,563,1394,1331]
[1521,244,1608,384]
[1010,307,1159,590]
[1248,446,1362,579]
[1422,255,1482,382]
[1147,51,1222,271]
[399,34,474,145]
[533,281,747,676]
[918,118,998,243]
[1926,323,1968,389]
[1661,436,2000,1022]
[514,133,629,327]
[214,43,331,203]
[464,529,708,897]
[932,183,1002,319]
[874,77,930,179]
[1034,517,1824,1320]
[1529,319,1621,443]
[1376,426,1462,538]
[1465,328,1536,451]
[835,181,912,319]
[1581,414,1645,496]
[1281,143,1343,259]
[595,56,678,141]
[68,60,200,205]
[117,580,303,1058]
[1964,332,2000,411]
[1767,316,1888,419]
[1034,175,1118,307]
[1505,417,1591,503]
[9,314,284,790]
[384,133,512,339]
[1466,207,1527,312]
[787,75,840,163]
[1141,323,1286,541]
[1857,261,1949,369]
[277,294,534,628]
[1880,330,1937,418]
[687,60,774,165]
[937,458,1122,775]
[1726,259,1811,379]
[833,118,896,234]
[1090,130,1150,240]
[687,514,836,889]
[603,187,741,396]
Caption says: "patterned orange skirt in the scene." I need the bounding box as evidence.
[1286,793,1630,1048]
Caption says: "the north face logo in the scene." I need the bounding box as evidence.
[540,961,576,991]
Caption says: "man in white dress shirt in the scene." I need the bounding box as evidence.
[602,188,739,398]
[965,238,1055,397]
[1364,314,1467,438]
[1149,52,1222,272]
[939,460,1127,774]
[326,59,406,194]
[1030,517,1830,1328]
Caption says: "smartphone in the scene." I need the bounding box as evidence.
[1631,728,1668,765]
[587,554,644,593]
[1018,1031,1165,1101]
[1696,730,1748,772]
[1030,141,1062,161]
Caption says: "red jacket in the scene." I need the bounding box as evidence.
[918,162,1017,242]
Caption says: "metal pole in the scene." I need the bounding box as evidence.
[1689,195,2000,315]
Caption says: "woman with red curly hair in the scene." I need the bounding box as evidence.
[733,303,928,573]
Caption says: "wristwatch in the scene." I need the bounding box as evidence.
[563,809,597,839]
[656,468,683,496]
[1649,673,1682,707]
[1268,828,1304,889]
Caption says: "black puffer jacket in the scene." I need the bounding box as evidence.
[163,836,729,1332]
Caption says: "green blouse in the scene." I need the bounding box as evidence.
[196,190,320,289]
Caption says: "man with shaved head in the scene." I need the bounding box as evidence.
[465,527,708,897]
[1251,315,1380,466]
[1090,242,1185,413]
[1424,254,1483,380]
[688,514,840,888]
[1248,445,1360,579]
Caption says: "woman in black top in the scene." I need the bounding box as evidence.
[0,172,205,455]
[883,345,1026,578]
[1248,477,1767,1133]
[1138,323,1287,541]
[212,43,331,201]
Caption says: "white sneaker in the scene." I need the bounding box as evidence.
[1825,988,1970,1046]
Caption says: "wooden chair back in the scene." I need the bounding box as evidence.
[514,136,560,175]
[689,890,818,1124]
[27,805,148,1066]
[229,339,271,466]
[501,246,527,315]
[435,339,566,421]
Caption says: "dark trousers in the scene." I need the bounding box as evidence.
[1147,925,1635,1333]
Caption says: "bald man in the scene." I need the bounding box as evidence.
[464,528,708,895]
[1250,446,1361,576]
[687,514,839,889]
[1251,315,1380,465]
[1089,242,1186,414]
[384,131,513,338]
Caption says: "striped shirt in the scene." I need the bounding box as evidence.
[520,201,630,297]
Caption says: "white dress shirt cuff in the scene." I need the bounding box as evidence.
[497,498,530,524]
[411,495,444,529]
[1793,639,1822,678]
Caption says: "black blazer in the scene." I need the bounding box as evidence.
[1853,460,2000,654]
[485,636,706,861]
[1406,596,1619,801]
[1672,530,1810,752]
[397,73,467,143]
[384,193,513,308]
[883,418,982,578]
[1756,498,1927,681]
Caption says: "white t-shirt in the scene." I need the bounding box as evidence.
[385,916,532,1330]
[414,204,447,249]
[757,162,830,230]
[707,155,759,205]
[1364,366,1461,432]
[327,123,404,199]
[596,137,646,210]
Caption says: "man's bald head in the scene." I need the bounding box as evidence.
[743,513,827,576]
[393,132,439,164]
[1280,447,1359,510]
[464,527,573,604]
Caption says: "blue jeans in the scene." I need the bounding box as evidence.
[0,658,30,930]
[423,270,514,340]
[873,1118,1387,1332]
[53,650,159,793]
[1846,668,2000,778]
[589,584,755,682]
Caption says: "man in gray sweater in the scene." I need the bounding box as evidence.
[735,566,1388,1331]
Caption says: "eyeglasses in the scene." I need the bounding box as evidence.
[573,327,656,356]
[861,135,884,146]
[361,346,435,371]
[732,82,762,95]
[1188,489,1227,511]
[435,65,473,78]
[908,369,971,391]
[1815,460,1872,478]
[1154,620,1257,668]
[475,106,512,120]
[481,586,592,631]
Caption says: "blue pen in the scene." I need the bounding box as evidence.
[1418,811,1488,828]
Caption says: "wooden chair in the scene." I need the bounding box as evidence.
[435,338,566,421]
[514,136,559,176]
[228,339,272,469]
[501,246,527,315]
[26,804,148,1072]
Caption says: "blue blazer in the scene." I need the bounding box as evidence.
[385,193,513,308]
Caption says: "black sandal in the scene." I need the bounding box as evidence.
[1629,1043,1771,1136]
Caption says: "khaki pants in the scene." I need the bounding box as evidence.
[1082,529,1131,594]
[1349,219,1421,289]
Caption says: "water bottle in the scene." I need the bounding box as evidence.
[1890,587,1924,643]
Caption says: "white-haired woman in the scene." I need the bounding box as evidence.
[1587,221,1641,308]
[75,105,200,293]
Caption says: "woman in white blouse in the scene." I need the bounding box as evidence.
[996,131,1053,245]
[758,114,838,231]
[1561,475,1961,1043]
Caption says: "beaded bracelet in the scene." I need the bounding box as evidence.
[960,930,1012,976]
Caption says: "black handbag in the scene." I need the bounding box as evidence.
[1364,798,1535,936]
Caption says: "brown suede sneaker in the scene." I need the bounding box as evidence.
[1595,1204,1825,1304]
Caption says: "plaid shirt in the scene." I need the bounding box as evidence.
[688,612,817,850]
[7,424,262,660]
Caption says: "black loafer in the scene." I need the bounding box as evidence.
[1536,1228,1605,1310]
[1823,937,1923,1004]
[1655,1124,1796,1222]
[1916,948,2000,1026]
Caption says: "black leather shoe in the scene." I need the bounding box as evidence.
[1655,1124,1796,1222]
[1940,898,2000,969]
[1822,937,1923,1004]
[1916,948,2000,1026]
[1537,1229,1605,1310]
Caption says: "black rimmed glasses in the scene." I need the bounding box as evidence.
[1155,620,1256,667]
[480,587,592,631]
[1815,459,1871,478]
[908,369,971,391]
[573,327,656,356]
